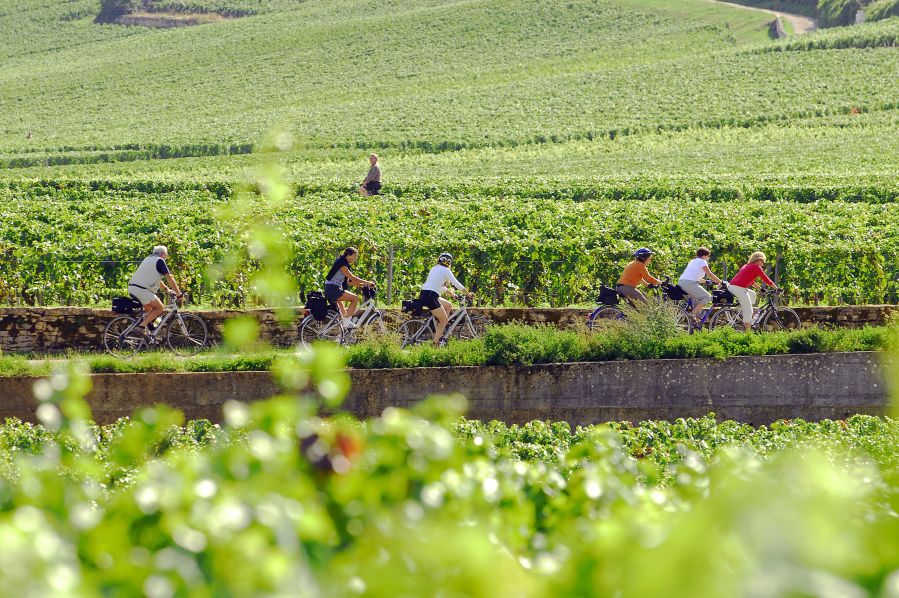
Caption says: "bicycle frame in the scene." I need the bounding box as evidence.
[406,298,476,345]
[120,294,185,340]
[749,290,781,329]
[315,293,380,336]
[684,297,715,327]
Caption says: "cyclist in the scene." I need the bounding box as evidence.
[420,252,472,347]
[616,248,661,305]
[727,251,778,332]
[127,245,184,336]
[324,247,375,328]
[678,247,724,321]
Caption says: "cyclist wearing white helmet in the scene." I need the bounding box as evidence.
[420,252,472,347]
[616,247,661,305]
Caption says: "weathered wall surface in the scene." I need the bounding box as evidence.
[0,353,888,426]
[0,305,896,354]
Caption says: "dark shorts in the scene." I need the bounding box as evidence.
[364,181,381,195]
[324,283,345,301]
[418,290,441,310]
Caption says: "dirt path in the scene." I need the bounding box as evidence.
[710,0,818,34]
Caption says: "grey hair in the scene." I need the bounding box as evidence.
[152,245,168,256]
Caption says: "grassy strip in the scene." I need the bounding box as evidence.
[345,323,895,368]
[0,323,893,376]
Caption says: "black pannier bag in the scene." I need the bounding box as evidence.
[402,299,426,317]
[665,284,688,301]
[305,291,330,321]
[712,287,735,305]
[112,296,142,314]
[597,285,620,306]
[362,286,376,301]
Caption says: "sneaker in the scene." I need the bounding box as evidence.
[342,318,358,330]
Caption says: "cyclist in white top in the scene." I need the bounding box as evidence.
[419,252,472,347]
[128,245,183,334]
[678,247,723,319]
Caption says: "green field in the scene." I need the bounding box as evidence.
[2,0,898,306]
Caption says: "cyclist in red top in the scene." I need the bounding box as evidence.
[726,251,778,331]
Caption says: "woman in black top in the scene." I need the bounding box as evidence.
[324,247,374,325]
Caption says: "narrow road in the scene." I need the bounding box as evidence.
[710,0,818,34]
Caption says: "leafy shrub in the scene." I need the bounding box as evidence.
[867,0,899,19]
[818,0,861,26]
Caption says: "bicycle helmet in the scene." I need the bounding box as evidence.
[437,252,453,266]
[634,247,654,259]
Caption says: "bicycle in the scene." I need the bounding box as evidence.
[710,287,801,332]
[673,281,736,333]
[298,286,387,349]
[586,285,628,329]
[588,278,691,332]
[104,291,208,354]
[399,295,488,348]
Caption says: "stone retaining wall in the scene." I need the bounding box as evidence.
[0,353,889,426]
[0,305,895,353]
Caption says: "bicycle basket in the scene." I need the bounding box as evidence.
[112,296,142,314]
[712,288,735,305]
[664,283,688,301]
[304,291,330,321]
[362,286,376,301]
[402,299,426,317]
[597,285,620,306]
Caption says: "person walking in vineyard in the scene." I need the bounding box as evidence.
[727,251,778,331]
[358,154,381,196]
[678,247,724,321]
[616,248,661,305]
[324,247,374,327]
[127,245,184,335]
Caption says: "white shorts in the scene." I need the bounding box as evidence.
[727,284,757,324]
[128,284,158,306]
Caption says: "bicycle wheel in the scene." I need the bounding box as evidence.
[760,307,802,332]
[104,315,139,353]
[299,313,344,349]
[673,306,693,334]
[709,307,743,331]
[587,306,625,330]
[399,319,433,348]
[167,313,208,354]
[450,314,490,341]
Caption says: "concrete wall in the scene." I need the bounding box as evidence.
[0,353,888,426]
[1,305,896,354]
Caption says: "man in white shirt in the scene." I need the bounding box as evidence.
[128,245,184,335]
[678,247,724,319]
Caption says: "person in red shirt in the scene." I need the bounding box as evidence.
[726,251,778,331]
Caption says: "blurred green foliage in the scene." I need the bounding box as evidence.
[0,355,896,595]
